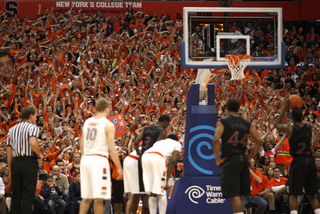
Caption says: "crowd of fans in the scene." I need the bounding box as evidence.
[0,3,319,214]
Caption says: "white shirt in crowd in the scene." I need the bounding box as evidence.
[231,30,243,44]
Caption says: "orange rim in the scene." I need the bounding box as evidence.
[225,55,253,66]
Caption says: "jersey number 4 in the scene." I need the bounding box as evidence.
[227,131,248,147]
[87,127,97,141]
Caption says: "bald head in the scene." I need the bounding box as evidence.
[52,165,61,176]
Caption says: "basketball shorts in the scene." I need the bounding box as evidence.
[142,152,166,196]
[219,153,250,198]
[289,156,318,195]
[123,154,145,194]
[80,155,111,199]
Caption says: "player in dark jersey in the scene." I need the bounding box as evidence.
[274,99,320,214]
[213,99,262,214]
[130,114,170,214]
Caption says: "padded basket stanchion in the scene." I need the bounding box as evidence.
[225,55,253,80]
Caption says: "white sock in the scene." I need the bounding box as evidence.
[314,208,320,214]
[158,195,167,214]
[148,196,157,214]
[290,211,298,214]
[234,212,244,214]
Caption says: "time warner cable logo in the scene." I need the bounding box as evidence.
[185,185,226,204]
[185,186,205,204]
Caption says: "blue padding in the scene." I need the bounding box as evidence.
[181,41,286,69]
[166,176,233,214]
[183,84,220,176]
[166,83,233,214]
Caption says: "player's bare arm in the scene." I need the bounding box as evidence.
[79,137,84,156]
[212,121,226,166]
[105,122,123,179]
[134,131,144,156]
[248,125,263,161]
[166,150,180,190]
[274,99,293,137]
[156,130,167,141]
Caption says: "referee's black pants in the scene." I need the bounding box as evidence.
[10,157,38,214]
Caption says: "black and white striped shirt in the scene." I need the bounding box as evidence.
[7,121,39,157]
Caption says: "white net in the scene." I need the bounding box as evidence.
[225,55,252,80]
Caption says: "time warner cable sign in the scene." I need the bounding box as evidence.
[185,185,226,204]
[166,85,233,213]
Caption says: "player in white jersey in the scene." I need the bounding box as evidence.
[123,149,142,214]
[142,134,182,214]
[79,98,123,214]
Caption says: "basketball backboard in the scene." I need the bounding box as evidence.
[181,7,285,69]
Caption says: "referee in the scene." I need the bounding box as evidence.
[7,106,43,214]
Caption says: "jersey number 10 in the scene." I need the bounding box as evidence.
[87,127,97,141]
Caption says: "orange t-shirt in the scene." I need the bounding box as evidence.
[250,170,263,196]
[258,175,269,193]
[269,177,288,190]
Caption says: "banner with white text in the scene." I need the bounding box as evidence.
[0,1,301,21]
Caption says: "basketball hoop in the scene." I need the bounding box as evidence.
[225,55,253,80]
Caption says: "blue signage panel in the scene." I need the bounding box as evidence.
[166,84,232,214]
[167,177,233,214]
[183,84,220,176]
